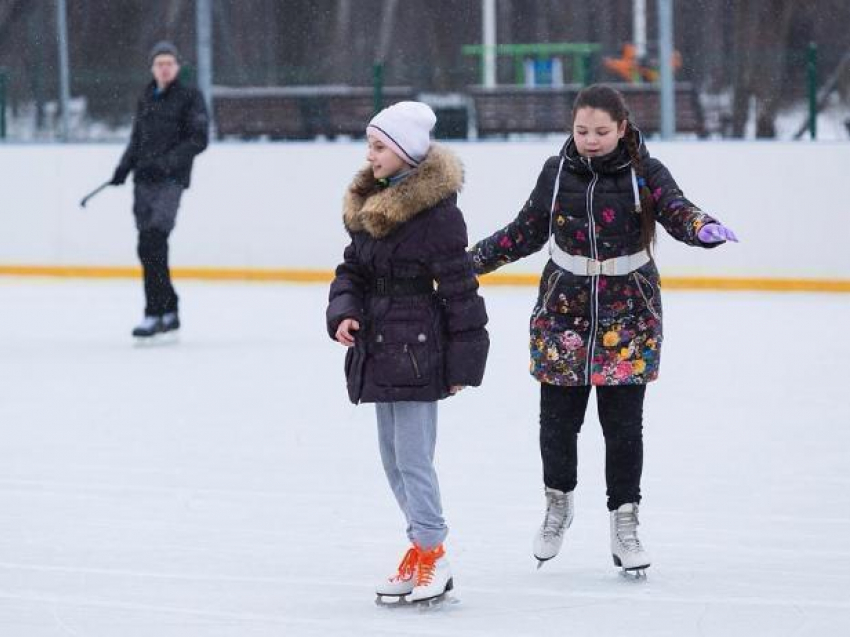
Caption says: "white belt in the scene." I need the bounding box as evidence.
[550,244,650,277]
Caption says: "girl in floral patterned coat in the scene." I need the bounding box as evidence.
[470,84,737,576]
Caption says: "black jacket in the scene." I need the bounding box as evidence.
[327,145,489,404]
[115,79,209,188]
[470,135,719,386]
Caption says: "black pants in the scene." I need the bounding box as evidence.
[137,229,178,316]
[540,383,647,511]
[133,182,182,317]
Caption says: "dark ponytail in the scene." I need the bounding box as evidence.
[623,122,656,254]
[572,84,656,254]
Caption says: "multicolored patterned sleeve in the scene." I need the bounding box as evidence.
[646,158,720,248]
[468,158,559,275]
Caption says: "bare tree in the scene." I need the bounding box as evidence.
[730,0,797,137]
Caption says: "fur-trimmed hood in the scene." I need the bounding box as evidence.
[343,143,464,238]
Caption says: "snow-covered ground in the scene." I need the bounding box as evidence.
[0,278,848,636]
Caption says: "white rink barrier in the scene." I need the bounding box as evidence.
[1,141,849,291]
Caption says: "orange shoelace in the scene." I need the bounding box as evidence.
[414,544,445,586]
[392,547,420,582]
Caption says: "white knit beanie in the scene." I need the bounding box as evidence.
[366,101,437,166]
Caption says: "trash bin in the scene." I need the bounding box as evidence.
[420,93,469,140]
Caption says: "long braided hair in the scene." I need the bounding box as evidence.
[571,85,656,253]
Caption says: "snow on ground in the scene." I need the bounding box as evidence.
[773,98,850,141]
[0,278,848,636]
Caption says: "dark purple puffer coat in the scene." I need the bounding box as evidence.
[327,144,489,404]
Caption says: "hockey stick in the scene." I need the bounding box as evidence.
[79,181,112,208]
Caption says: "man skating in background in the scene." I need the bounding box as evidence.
[110,41,209,338]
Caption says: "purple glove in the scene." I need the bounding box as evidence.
[698,223,739,243]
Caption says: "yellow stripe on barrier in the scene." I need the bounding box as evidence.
[0,265,332,283]
[659,277,850,293]
[476,273,850,292]
[0,265,142,279]
[1,264,849,293]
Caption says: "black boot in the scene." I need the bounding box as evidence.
[132,315,163,338]
[160,312,181,333]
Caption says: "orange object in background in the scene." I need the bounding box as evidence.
[604,43,682,83]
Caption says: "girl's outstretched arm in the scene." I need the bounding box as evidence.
[646,158,726,248]
[469,157,560,275]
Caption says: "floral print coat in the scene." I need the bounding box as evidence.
[470,135,719,386]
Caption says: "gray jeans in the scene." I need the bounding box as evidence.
[133,182,184,233]
[375,401,447,549]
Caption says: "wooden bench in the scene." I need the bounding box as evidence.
[470,83,705,137]
[212,83,704,139]
[212,86,415,140]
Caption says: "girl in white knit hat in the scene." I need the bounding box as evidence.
[327,101,489,605]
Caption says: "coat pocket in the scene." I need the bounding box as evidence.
[344,344,366,404]
[631,271,662,321]
[372,322,432,387]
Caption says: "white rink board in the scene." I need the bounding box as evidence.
[1,141,849,279]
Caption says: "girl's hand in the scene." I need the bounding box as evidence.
[449,385,466,395]
[698,223,739,243]
[335,319,360,347]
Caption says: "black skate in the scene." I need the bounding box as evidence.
[160,312,180,333]
[132,313,180,343]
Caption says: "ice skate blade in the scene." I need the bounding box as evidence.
[133,331,180,347]
[375,593,410,607]
[375,593,459,610]
[535,556,553,569]
[377,579,457,610]
[612,554,649,580]
[415,593,459,611]
[618,568,648,581]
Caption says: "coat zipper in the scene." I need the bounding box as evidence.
[584,158,600,384]
[404,344,423,379]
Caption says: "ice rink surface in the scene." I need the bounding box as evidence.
[1,278,848,636]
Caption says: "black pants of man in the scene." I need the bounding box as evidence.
[539,383,647,511]
[133,183,183,317]
[137,229,178,316]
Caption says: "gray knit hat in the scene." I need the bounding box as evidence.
[149,41,180,64]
